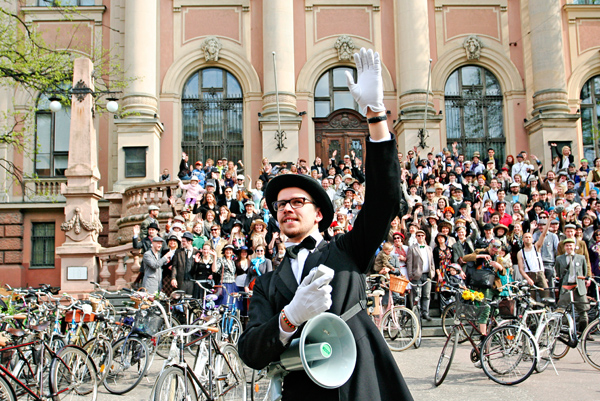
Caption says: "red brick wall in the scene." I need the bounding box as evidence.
[0,211,24,287]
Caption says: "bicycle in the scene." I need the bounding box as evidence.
[0,314,98,401]
[366,274,419,352]
[551,277,600,370]
[151,324,247,401]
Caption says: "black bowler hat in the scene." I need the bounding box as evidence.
[265,174,334,232]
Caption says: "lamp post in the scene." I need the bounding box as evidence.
[47,79,121,114]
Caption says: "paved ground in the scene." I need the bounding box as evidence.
[101,337,599,401]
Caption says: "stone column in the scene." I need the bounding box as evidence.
[524,0,579,167]
[393,0,441,154]
[113,0,163,191]
[56,57,104,293]
[259,0,302,163]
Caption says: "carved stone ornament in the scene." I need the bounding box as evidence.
[201,36,223,62]
[329,112,365,129]
[61,207,103,235]
[463,35,483,60]
[334,35,355,61]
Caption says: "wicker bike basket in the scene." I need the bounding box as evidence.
[389,275,410,295]
[132,307,163,336]
[456,298,488,321]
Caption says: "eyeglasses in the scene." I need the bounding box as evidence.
[273,197,315,212]
[416,234,425,237]
[256,249,265,253]
[393,237,402,240]
[211,228,219,231]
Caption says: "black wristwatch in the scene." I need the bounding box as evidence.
[367,115,387,124]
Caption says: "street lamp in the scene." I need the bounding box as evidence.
[47,80,121,113]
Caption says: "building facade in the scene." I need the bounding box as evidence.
[1,0,600,288]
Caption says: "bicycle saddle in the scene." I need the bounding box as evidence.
[29,321,51,332]
[6,327,25,337]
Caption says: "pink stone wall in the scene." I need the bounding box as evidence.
[444,7,501,42]
[314,7,372,42]
[182,7,241,44]
[380,0,396,86]
[294,0,307,83]
[249,100,263,180]
[37,22,93,55]
[429,0,438,64]
[160,0,175,84]
[577,20,600,54]
[159,101,174,175]
[251,0,264,88]
[508,0,524,78]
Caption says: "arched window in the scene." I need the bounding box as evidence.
[444,66,505,162]
[314,67,359,118]
[580,76,600,161]
[181,68,243,164]
[35,93,70,177]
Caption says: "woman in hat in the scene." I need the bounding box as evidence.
[433,232,453,308]
[218,205,234,237]
[493,224,509,246]
[245,245,273,294]
[331,209,352,233]
[249,219,268,251]
[191,243,218,299]
[229,220,246,248]
[234,246,253,316]
[161,234,181,296]
[215,244,239,307]
[387,216,401,243]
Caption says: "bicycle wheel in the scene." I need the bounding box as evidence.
[154,366,198,401]
[581,318,600,370]
[103,336,149,394]
[82,337,113,381]
[12,348,52,400]
[217,315,243,346]
[434,326,458,387]
[379,306,419,352]
[50,345,98,401]
[552,313,573,359]
[441,302,474,343]
[412,305,422,349]
[535,317,560,373]
[156,316,180,359]
[215,344,247,401]
[0,374,16,401]
[480,325,537,385]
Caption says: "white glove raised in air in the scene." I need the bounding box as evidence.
[283,269,333,327]
[345,48,385,115]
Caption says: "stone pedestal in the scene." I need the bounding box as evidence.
[112,118,164,192]
[259,117,303,162]
[524,115,580,167]
[56,57,104,293]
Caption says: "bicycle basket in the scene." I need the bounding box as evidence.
[132,307,163,336]
[456,298,487,321]
[389,275,410,295]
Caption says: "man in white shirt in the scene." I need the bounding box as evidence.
[511,153,534,182]
[406,230,435,321]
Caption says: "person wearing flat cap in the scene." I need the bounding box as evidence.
[170,231,200,296]
[238,48,412,401]
[140,204,160,238]
[142,236,175,294]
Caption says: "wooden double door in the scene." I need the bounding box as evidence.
[314,109,368,167]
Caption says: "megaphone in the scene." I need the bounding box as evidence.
[268,312,357,399]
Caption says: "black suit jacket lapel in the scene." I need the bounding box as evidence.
[301,240,330,281]
[274,255,297,301]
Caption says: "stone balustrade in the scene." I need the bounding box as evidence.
[24,178,67,201]
[96,243,141,290]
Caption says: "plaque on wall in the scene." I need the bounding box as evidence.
[67,266,88,281]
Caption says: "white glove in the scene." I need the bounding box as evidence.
[345,48,385,115]
[283,269,333,327]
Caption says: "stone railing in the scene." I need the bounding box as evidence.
[111,181,183,245]
[96,243,142,290]
[24,178,67,202]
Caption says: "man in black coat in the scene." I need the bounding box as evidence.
[238,48,412,401]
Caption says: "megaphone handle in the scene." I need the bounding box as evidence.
[271,373,283,401]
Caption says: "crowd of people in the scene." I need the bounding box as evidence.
[132,140,600,332]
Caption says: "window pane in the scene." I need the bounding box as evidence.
[445,72,459,95]
[461,66,481,86]
[333,92,355,111]
[315,75,329,98]
[333,68,352,88]
[54,107,71,152]
[226,73,242,98]
[485,71,501,95]
[31,223,55,267]
[183,74,199,98]
[37,114,51,154]
[80,0,96,5]
[581,81,592,104]
[315,101,330,118]
[124,147,147,178]
[487,100,504,138]
[202,68,223,89]
[582,107,593,147]
[54,155,68,176]
[463,100,483,138]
